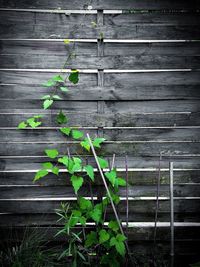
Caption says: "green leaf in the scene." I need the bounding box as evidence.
[45,149,59,159]
[43,99,53,110]
[116,234,127,243]
[108,220,119,232]
[26,117,42,128]
[72,130,83,139]
[58,156,69,167]
[64,39,70,44]
[110,190,120,205]
[105,170,117,187]
[17,121,27,129]
[69,70,79,84]
[34,169,49,182]
[93,137,106,148]
[117,177,126,187]
[52,95,62,100]
[56,111,68,124]
[73,157,82,165]
[79,197,92,211]
[110,234,127,257]
[99,229,110,244]
[80,139,90,151]
[52,75,64,82]
[79,216,86,226]
[60,86,69,92]
[42,162,53,169]
[115,241,125,257]
[90,203,102,223]
[41,95,51,100]
[84,165,94,181]
[85,231,97,248]
[52,166,59,175]
[60,127,71,136]
[97,157,108,169]
[70,175,83,194]
[42,80,55,87]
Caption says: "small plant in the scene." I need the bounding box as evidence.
[17,27,129,267]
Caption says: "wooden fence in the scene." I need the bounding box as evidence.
[0,0,200,265]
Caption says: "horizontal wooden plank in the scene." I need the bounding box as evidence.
[1,184,200,199]
[1,11,200,25]
[1,84,200,101]
[0,199,199,213]
[1,54,200,69]
[0,70,97,85]
[1,23,200,39]
[0,112,199,127]
[1,212,200,226]
[1,71,200,88]
[0,0,199,10]
[1,225,200,242]
[1,170,200,186]
[0,40,97,56]
[1,40,200,57]
[0,128,199,142]
[1,156,199,171]
[104,42,200,56]
[0,142,199,156]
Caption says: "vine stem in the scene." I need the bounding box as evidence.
[86,133,134,265]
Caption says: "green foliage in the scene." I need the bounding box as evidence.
[18,115,43,129]
[18,36,128,266]
[84,165,94,181]
[70,175,84,194]
[57,110,68,124]
[110,234,127,257]
[69,70,79,84]
[45,149,59,159]
[43,99,53,109]
[97,157,109,169]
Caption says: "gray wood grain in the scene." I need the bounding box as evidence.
[0,128,199,142]
[1,84,200,100]
[1,54,200,69]
[0,0,199,10]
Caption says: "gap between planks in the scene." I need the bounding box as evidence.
[1,39,200,43]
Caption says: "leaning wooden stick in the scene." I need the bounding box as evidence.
[86,133,134,264]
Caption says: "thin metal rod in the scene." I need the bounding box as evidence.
[125,155,129,235]
[86,133,134,264]
[169,162,175,263]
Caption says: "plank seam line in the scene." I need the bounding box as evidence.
[1,126,200,130]
[1,39,200,43]
[1,141,199,144]
[0,197,200,201]
[0,8,123,14]
[0,168,200,173]
[0,68,194,73]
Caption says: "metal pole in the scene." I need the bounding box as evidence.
[169,162,174,266]
[86,133,134,264]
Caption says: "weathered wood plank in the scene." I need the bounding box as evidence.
[1,23,200,39]
[0,0,199,10]
[0,112,199,127]
[1,213,200,226]
[0,128,199,142]
[1,170,200,186]
[1,84,200,100]
[1,156,199,171]
[0,199,199,213]
[1,11,200,25]
[0,142,199,156]
[1,54,200,69]
[0,40,97,56]
[104,42,200,56]
[1,41,200,57]
[0,71,97,85]
[1,184,200,199]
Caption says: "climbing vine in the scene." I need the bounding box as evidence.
[18,38,129,266]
